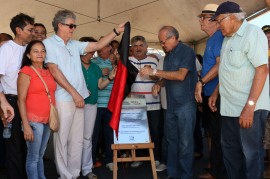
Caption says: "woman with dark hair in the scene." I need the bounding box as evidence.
[17,40,56,179]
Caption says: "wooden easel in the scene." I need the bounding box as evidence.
[111,142,157,179]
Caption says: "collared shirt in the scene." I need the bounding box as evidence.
[164,42,197,108]
[219,20,270,117]
[43,34,89,101]
[129,56,160,111]
[82,62,102,104]
[91,57,113,108]
[201,30,224,96]
[0,40,26,94]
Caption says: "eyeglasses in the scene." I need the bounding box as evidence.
[159,36,172,45]
[199,16,212,21]
[61,23,77,29]
[216,15,230,24]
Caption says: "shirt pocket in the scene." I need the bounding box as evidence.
[227,50,246,68]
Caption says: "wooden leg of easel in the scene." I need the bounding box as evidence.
[149,148,157,179]
[113,149,118,179]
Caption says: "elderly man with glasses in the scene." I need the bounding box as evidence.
[141,26,197,179]
[209,1,270,179]
[195,3,227,179]
[43,10,125,179]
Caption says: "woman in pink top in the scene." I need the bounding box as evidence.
[17,40,56,179]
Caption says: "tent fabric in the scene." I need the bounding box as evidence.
[1,0,267,49]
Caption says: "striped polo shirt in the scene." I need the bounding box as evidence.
[129,56,160,111]
[91,57,113,108]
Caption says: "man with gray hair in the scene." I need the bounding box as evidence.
[43,9,125,179]
[209,1,270,178]
[141,26,197,179]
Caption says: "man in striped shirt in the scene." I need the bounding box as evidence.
[129,35,161,167]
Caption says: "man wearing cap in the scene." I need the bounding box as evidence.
[209,1,270,178]
[195,3,226,179]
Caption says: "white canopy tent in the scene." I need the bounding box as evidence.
[0,0,268,50]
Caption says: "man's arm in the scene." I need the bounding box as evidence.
[84,23,125,53]
[0,74,14,124]
[98,66,117,90]
[0,92,14,124]
[47,63,85,108]
[17,73,34,141]
[152,79,165,96]
[140,67,189,81]
[195,56,220,103]
[208,84,219,112]
[239,64,268,128]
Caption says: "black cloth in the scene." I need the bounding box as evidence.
[4,95,27,179]
[203,95,227,178]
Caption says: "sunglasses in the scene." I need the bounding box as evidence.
[61,23,77,29]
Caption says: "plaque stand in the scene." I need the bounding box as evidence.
[111,142,157,179]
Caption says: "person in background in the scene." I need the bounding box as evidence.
[152,55,167,172]
[262,25,270,178]
[110,40,119,52]
[91,42,116,171]
[17,40,56,179]
[209,2,270,178]
[141,25,197,179]
[43,9,124,178]
[33,23,47,41]
[79,36,117,179]
[0,13,35,179]
[0,33,13,47]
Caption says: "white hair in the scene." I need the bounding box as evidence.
[232,11,246,21]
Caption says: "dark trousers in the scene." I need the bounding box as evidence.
[194,107,203,155]
[92,107,113,164]
[0,121,5,167]
[203,96,226,178]
[4,95,27,179]
[147,110,161,161]
[221,110,268,179]
[160,108,167,163]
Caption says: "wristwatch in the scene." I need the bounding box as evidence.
[198,79,205,86]
[247,100,255,106]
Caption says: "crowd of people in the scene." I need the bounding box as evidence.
[0,1,270,179]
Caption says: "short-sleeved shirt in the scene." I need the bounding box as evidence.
[0,40,26,94]
[91,57,113,108]
[164,42,197,108]
[43,35,89,101]
[82,62,102,104]
[219,20,270,117]
[201,30,224,96]
[19,66,57,123]
[129,56,160,111]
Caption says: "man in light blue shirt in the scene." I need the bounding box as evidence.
[44,9,125,179]
[210,2,270,179]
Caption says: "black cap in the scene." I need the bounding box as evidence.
[262,25,270,33]
[210,1,242,21]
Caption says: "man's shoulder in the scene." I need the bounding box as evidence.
[0,40,25,56]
